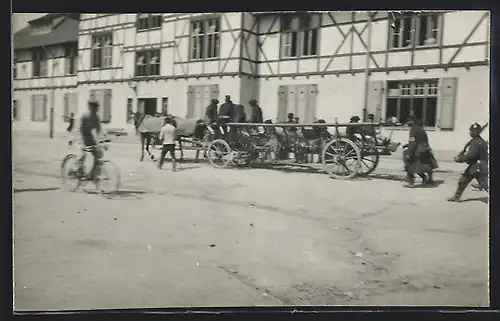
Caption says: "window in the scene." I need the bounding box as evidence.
[136,14,162,31]
[63,92,78,121]
[89,89,112,122]
[161,97,168,115]
[386,79,439,127]
[13,53,17,79]
[280,13,319,58]
[390,12,441,49]
[13,100,19,121]
[31,94,47,122]
[190,18,220,60]
[64,45,78,75]
[135,50,160,77]
[126,98,134,124]
[91,33,113,68]
[32,49,48,77]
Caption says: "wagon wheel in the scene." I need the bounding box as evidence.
[357,146,380,176]
[322,138,361,179]
[207,139,232,168]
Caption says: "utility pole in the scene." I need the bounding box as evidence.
[49,59,58,139]
[362,11,373,122]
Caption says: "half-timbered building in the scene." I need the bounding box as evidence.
[13,13,80,135]
[13,11,489,151]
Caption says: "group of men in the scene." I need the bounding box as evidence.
[205,95,264,126]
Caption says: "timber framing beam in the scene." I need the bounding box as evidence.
[447,12,489,64]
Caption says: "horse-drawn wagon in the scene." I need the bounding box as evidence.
[205,119,402,179]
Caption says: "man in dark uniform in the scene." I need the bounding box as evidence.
[346,115,361,137]
[448,123,489,202]
[233,103,246,123]
[218,95,234,139]
[249,99,263,123]
[403,117,437,187]
[205,98,218,124]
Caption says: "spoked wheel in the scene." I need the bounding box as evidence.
[357,147,380,177]
[322,138,361,179]
[95,160,121,195]
[61,154,82,192]
[207,139,232,168]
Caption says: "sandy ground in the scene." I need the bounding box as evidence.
[12,135,489,310]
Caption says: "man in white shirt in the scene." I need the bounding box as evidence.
[158,116,177,171]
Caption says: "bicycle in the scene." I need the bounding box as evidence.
[61,139,121,194]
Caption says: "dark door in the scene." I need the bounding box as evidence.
[138,98,157,115]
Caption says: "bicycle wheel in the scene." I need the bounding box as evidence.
[96,160,121,194]
[61,154,82,192]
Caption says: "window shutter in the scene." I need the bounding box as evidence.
[104,89,112,122]
[306,84,317,123]
[161,97,168,115]
[186,86,196,119]
[438,77,458,130]
[277,85,288,122]
[64,93,69,119]
[366,81,384,122]
[127,98,133,123]
[42,95,47,121]
[71,93,78,115]
[31,95,35,121]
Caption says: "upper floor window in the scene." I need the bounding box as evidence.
[32,49,48,77]
[386,79,439,127]
[390,12,441,49]
[190,18,220,60]
[136,14,162,31]
[91,33,113,69]
[31,24,52,35]
[64,44,78,75]
[135,50,160,77]
[281,13,320,58]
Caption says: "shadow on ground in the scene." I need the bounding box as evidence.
[461,197,489,204]
[13,187,60,194]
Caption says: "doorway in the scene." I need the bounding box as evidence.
[137,98,157,115]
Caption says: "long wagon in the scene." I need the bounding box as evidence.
[205,119,402,179]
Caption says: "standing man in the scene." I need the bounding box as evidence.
[403,117,437,187]
[233,103,246,123]
[448,123,489,202]
[218,95,234,139]
[158,116,177,172]
[67,112,75,132]
[205,98,219,124]
[248,99,263,123]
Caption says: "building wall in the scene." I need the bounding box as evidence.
[13,11,490,152]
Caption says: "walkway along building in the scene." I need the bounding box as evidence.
[13,11,490,151]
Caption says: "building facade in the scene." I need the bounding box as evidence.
[13,11,490,151]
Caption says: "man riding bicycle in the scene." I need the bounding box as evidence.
[78,99,104,179]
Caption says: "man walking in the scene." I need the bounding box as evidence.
[448,123,489,202]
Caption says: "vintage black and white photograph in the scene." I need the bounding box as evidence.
[12,11,490,310]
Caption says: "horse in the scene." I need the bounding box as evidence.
[134,113,211,162]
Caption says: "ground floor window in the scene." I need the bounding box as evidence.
[31,94,47,122]
[13,100,19,121]
[162,97,168,115]
[385,79,439,127]
[63,92,78,121]
[89,89,112,122]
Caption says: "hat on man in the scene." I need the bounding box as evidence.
[470,122,482,131]
[350,116,360,122]
[211,98,219,104]
[88,99,99,108]
[249,99,258,105]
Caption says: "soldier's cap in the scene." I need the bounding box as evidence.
[350,116,360,122]
[88,99,99,107]
[470,123,482,131]
[211,98,219,104]
[288,113,294,117]
[249,99,258,105]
